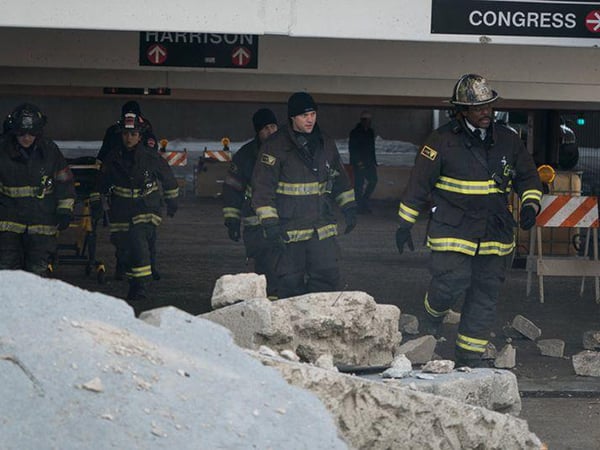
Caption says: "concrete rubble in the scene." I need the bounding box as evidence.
[203,290,402,367]
[582,330,600,350]
[512,315,542,341]
[422,359,455,374]
[398,313,419,335]
[381,354,413,379]
[395,335,437,365]
[537,339,565,358]
[210,272,267,309]
[494,344,517,369]
[572,350,600,377]
[442,309,461,324]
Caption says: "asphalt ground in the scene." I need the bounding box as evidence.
[54,197,600,449]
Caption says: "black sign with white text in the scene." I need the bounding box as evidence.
[431,0,600,38]
[139,32,258,69]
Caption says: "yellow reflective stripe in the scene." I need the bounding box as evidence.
[110,222,130,233]
[127,265,152,278]
[398,202,419,224]
[456,333,488,353]
[243,216,260,226]
[427,237,479,255]
[478,240,515,256]
[89,192,101,202]
[28,224,59,236]
[285,228,315,242]
[521,189,542,203]
[223,207,241,220]
[336,189,355,207]
[435,176,504,195]
[276,181,325,196]
[163,187,179,199]
[256,206,278,221]
[132,213,162,226]
[245,185,253,198]
[316,224,337,240]
[0,184,41,197]
[0,221,27,233]
[424,292,449,318]
[58,198,75,211]
[112,184,159,198]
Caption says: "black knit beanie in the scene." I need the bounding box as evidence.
[252,108,278,132]
[287,92,317,118]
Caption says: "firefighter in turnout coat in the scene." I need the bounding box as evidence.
[395,74,543,367]
[251,92,357,299]
[91,112,178,316]
[0,103,75,275]
[222,108,279,297]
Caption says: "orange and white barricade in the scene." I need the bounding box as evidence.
[527,194,600,303]
[161,149,188,167]
[203,149,231,162]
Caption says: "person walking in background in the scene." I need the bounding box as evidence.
[252,92,357,299]
[349,110,377,214]
[395,74,543,368]
[222,108,280,298]
[0,103,75,275]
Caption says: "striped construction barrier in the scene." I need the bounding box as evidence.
[203,150,232,162]
[536,195,599,228]
[161,150,188,167]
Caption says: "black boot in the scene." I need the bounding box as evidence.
[454,348,490,369]
[126,279,152,317]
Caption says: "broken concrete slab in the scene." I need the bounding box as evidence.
[512,315,542,341]
[582,330,600,350]
[442,309,461,325]
[572,350,600,377]
[421,359,455,374]
[0,271,347,450]
[381,354,412,379]
[210,273,267,309]
[202,291,402,366]
[495,344,517,369]
[537,339,565,358]
[399,313,419,335]
[396,335,437,365]
[255,353,539,448]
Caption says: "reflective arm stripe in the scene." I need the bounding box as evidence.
[163,187,179,199]
[0,183,50,198]
[521,189,542,203]
[398,202,419,224]
[223,207,242,220]
[256,206,279,221]
[57,198,75,211]
[0,221,27,233]
[336,189,355,207]
[456,333,488,353]
[276,181,325,196]
[112,184,159,198]
[435,176,504,195]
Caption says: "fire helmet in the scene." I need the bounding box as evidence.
[450,74,499,107]
[120,112,146,133]
[7,103,47,135]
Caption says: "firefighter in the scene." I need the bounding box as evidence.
[395,74,543,367]
[349,110,378,214]
[0,103,75,275]
[223,108,280,297]
[91,112,178,316]
[251,92,357,299]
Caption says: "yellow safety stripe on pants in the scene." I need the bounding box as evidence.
[427,237,479,255]
[435,176,505,195]
[0,183,50,198]
[398,202,419,224]
[89,192,101,202]
[109,222,130,233]
[521,189,543,203]
[456,333,488,353]
[57,198,75,211]
[424,292,449,318]
[112,184,159,198]
[131,213,162,226]
[336,189,355,208]
[316,223,338,240]
[478,240,515,256]
[163,187,179,199]
[285,224,338,243]
[29,224,60,236]
[223,207,241,220]
[127,265,152,279]
[243,215,260,226]
[276,181,325,196]
[256,206,278,221]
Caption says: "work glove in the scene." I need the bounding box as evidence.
[395,227,414,255]
[225,219,241,242]
[263,223,286,252]
[343,207,358,234]
[519,204,537,231]
[166,200,178,218]
[56,214,71,231]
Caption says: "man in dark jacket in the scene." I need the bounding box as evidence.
[252,92,357,299]
[0,103,75,275]
[395,74,543,367]
[222,108,279,297]
[349,110,377,213]
[91,112,178,316]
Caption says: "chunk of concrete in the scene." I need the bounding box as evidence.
[255,353,540,448]
[399,314,419,335]
[421,360,455,374]
[396,335,437,365]
[572,350,600,377]
[202,291,401,367]
[582,330,600,350]
[512,315,542,341]
[442,309,461,325]
[211,273,267,309]
[382,354,412,379]
[482,342,497,360]
[494,344,517,369]
[537,339,565,358]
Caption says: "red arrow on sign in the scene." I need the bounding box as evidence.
[147,44,167,64]
[232,47,251,66]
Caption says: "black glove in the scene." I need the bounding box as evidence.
[395,227,414,255]
[166,201,178,218]
[263,224,286,252]
[225,219,241,242]
[56,214,71,231]
[343,207,358,234]
[519,204,537,231]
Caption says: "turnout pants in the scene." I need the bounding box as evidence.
[277,234,340,299]
[243,225,279,298]
[424,251,510,360]
[0,230,56,276]
[353,164,378,207]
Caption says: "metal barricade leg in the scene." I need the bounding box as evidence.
[526,227,535,297]
[537,226,544,304]
[580,228,591,297]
